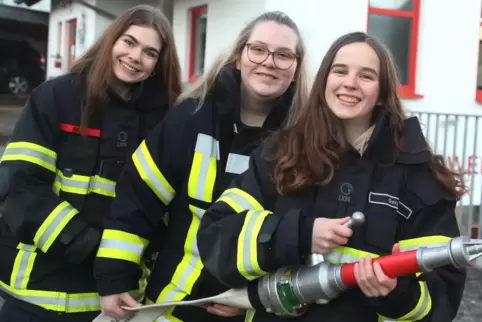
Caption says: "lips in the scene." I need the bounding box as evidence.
[256,72,277,80]
[336,94,361,104]
[119,60,140,73]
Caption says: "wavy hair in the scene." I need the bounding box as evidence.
[269,32,466,198]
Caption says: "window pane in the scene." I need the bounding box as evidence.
[369,14,412,85]
[370,0,413,11]
[193,13,207,77]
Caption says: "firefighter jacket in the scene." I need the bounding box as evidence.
[197,114,467,322]
[0,71,170,314]
[94,66,294,321]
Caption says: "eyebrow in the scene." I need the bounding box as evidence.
[331,63,378,76]
[123,34,161,55]
[249,40,295,53]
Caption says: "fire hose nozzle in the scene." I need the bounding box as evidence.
[307,211,365,304]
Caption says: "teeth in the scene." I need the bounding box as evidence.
[120,61,138,72]
[338,95,360,103]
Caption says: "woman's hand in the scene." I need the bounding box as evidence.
[207,304,245,317]
[354,244,400,297]
[100,292,141,319]
[312,216,353,254]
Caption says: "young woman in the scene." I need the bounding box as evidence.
[197,31,467,322]
[94,11,309,322]
[0,5,182,322]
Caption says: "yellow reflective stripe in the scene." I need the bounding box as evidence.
[97,229,149,264]
[0,280,101,313]
[129,261,151,302]
[0,141,57,172]
[217,188,263,213]
[398,235,451,251]
[155,134,218,312]
[325,246,379,264]
[237,210,270,280]
[10,243,37,290]
[133,140,175,205]
[33,201,78,253]
[245,309,256,322]
[378,281,432,321]
[53,171,116,197]
[188,133,217,203]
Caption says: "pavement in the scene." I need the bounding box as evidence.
[0,103,481,320]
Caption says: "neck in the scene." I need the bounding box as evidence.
[111,78,133,101]
[343,116,372,145]
[239,85,274,127]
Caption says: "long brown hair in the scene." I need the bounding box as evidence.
[177,11,309,117]
[269,32,466,198]
[70,5,183,128]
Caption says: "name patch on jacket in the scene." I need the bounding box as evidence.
[368,192,413,219]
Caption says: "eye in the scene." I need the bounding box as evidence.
[123,38,134,46]
[276,52,294,60]
[361,73,375,80]
[332,68,346,75]
[145,51,158,59]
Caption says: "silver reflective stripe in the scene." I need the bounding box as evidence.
[0,284,100,311]
[13,246,35,289]
[409,282,430,320]
[2,147,56,166]
[192,133,218,200]
[90,178,116,192]
[242,210,264,275]
[99,239,144,256]
[54,173,116,195]
[324,252,365,263]
[226,153,250,174]
[400,242,449,252]
[134,146,174,204]
[36,203,75,250]
[220,190,257,210]
[162,206,204,302]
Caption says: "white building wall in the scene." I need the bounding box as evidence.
[46,0,98,78]
[172,0,265,81]
[0,0,50,12]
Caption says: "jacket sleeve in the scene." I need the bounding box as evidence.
[372,167,467,322]
[0,82,100,265]
[198,146,308,289]
[94,104,189,296]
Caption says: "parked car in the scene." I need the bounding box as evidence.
[0,38,46,97]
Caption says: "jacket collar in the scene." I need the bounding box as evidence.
[362,111,431,164]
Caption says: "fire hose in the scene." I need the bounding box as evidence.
[93,212,482,322]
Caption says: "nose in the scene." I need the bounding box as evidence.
[342,72,358,89]
[128,47,142,62]
[262,53,276,68]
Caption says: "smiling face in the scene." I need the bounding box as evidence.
[111,25,161,84]
[236,21,298,101]
[324,42,380,124]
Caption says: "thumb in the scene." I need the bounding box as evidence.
[392,243,401,254]
[335,217,351,225]
[120,293,141,308]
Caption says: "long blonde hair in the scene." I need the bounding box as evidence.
[177,11,309,116]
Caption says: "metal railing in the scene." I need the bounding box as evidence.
[407,111,482,238]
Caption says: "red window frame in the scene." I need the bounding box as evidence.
[367,0,422,99]
[66,18,77,69]
[476,20,482,103]
[188,5,208,83]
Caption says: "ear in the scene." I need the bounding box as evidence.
[236,58,241,70]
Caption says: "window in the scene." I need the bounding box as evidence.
[367,0,422,98]
[189,5,207,83]
[476,12,482,102]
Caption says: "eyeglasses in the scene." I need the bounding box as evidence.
[245,43,298,70]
